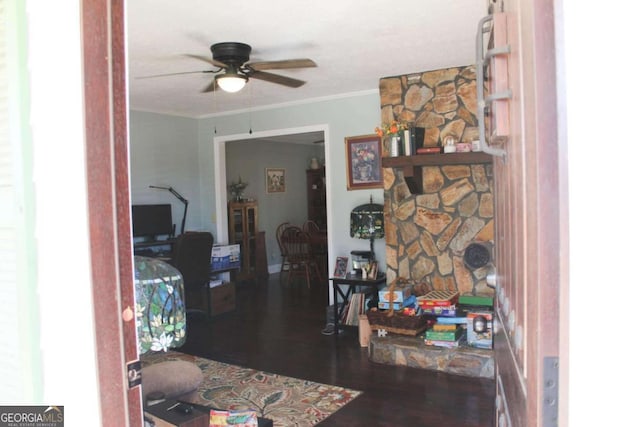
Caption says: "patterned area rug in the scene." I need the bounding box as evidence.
[142,351,362,426]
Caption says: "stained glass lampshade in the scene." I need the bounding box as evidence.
[134,256,187,354]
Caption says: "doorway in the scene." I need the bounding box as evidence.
[213,125,331,275]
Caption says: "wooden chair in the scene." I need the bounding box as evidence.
[280,227,321,288]
[275,222,291,277]
[303,220,327,279]
[302,220,320,233]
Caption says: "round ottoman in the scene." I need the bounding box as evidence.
[141,360,203,403]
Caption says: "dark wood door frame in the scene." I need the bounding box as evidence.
[82,0,142,425]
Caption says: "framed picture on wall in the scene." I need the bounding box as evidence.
[345,134,383,190]
[266,168,286,193]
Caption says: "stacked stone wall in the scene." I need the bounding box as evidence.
[380,65,480,146]
[380,65,494,296]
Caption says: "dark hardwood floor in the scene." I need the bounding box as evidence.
[181,273,495,426]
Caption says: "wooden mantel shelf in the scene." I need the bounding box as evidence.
[381,152,493,194]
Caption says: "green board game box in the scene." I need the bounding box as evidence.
[458,294,494,307]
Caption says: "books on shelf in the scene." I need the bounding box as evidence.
[416,146,443,154]
[341,292,368,327]
[403,129,412,156]
[397,125,428,156]
[413,126,425,149]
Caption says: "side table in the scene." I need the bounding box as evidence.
[330,273,386,335]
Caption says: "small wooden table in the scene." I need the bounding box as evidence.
[330,272,386,334]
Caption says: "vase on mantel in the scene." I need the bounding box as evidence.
[389,136,401,157]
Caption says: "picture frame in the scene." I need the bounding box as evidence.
[345,134,383,190]
[367,261,378,280]
[266,168,285,193]
[333,256,349,279]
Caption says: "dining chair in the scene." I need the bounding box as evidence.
[302,220,327,278]
[280,227,322,288]
[275,222,291,277]
[302,220,320,233]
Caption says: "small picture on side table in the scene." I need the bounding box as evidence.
[333,256,349,279]
[366,261,378,280]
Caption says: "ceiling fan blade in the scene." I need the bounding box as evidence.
[184,54,228,69]
[201,79,217,93]
[248,58,316,71]
[249,70,306,88]
[136,70,215,79]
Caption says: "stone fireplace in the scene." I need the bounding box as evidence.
[380,65,495,297]
[369,66,496,378]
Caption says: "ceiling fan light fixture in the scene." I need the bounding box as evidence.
[216,72,248,93]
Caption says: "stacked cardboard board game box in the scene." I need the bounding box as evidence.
[419,290,466,347]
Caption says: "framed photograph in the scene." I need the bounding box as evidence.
[345,134,383,190]
[266,168,285,193]
[333,256,349,279]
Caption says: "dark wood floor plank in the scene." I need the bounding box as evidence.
[181,274,495,426]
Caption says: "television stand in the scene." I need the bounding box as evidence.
[134,238,176,249]
[133,238,177,257]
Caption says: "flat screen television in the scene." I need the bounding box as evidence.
[131,204,174,240]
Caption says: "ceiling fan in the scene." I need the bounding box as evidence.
[140,42,317,93]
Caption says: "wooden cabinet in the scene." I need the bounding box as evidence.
[228,201,258,280]
[306,168,326,229]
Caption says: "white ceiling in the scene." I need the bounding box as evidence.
[126,0,487,119]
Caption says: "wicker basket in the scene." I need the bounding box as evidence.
[366,308,435,336]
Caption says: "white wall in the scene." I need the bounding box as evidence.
[129,111,202,235]
[197,93,387,287]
